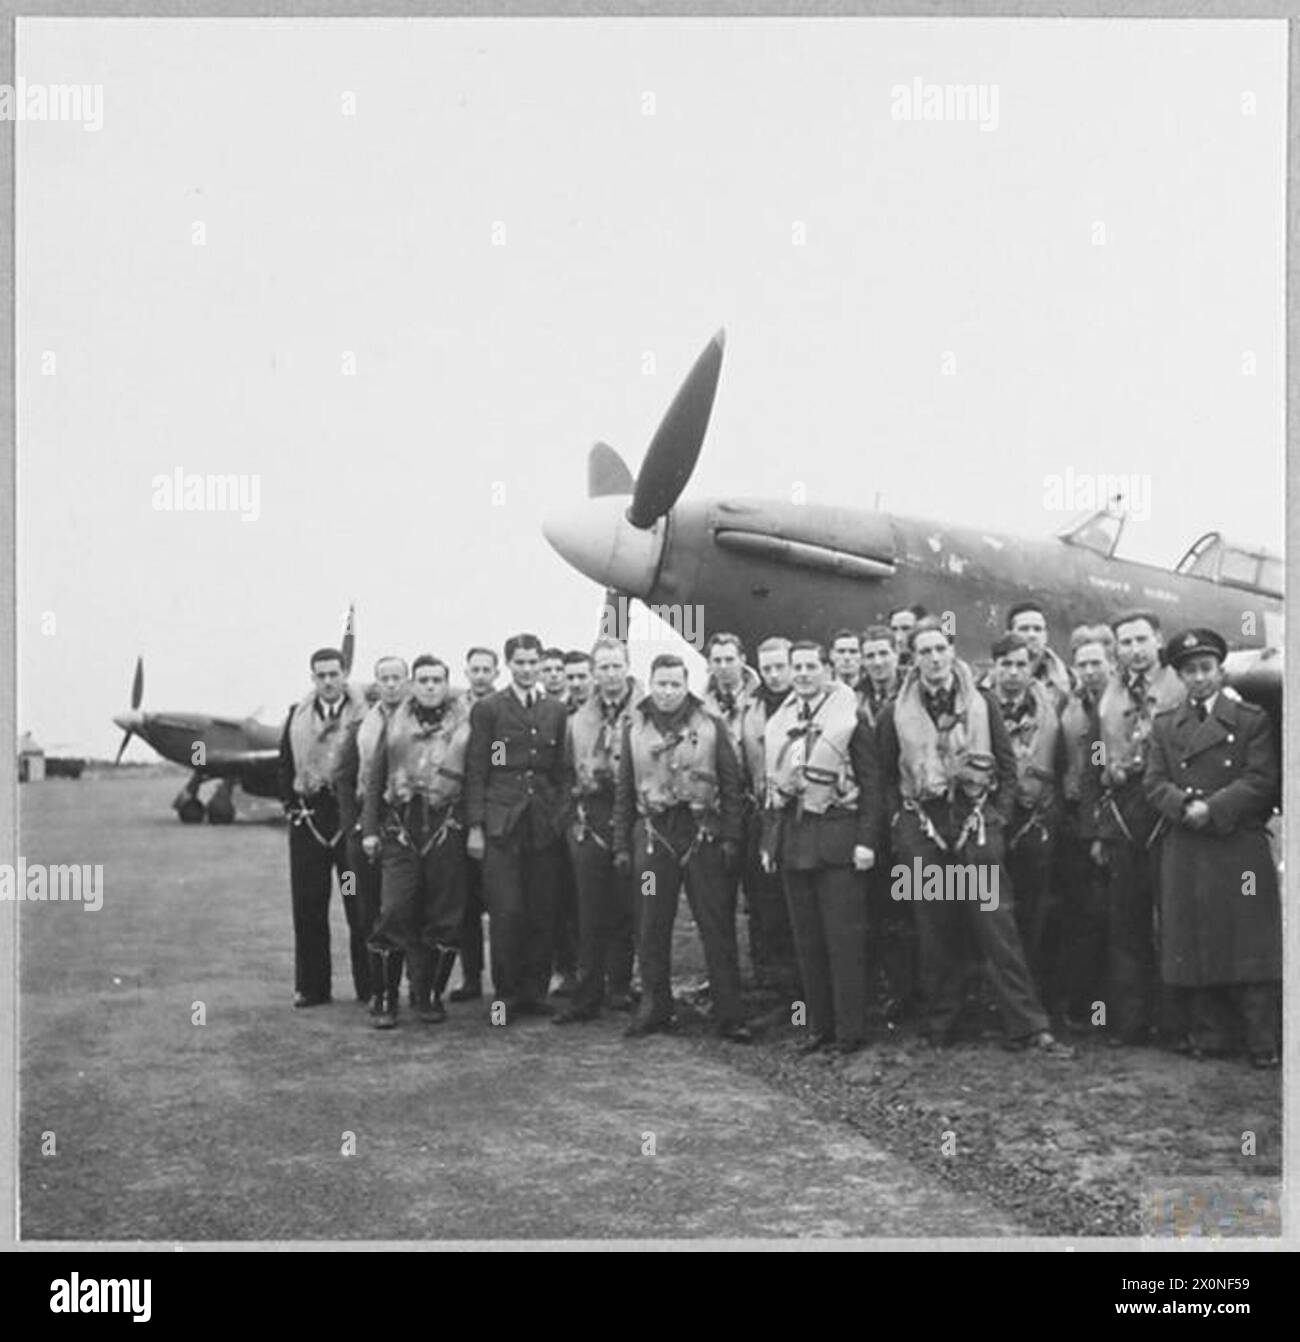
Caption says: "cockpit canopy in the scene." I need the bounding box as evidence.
[1058,509,1283,598]
[1175,532,1283,598]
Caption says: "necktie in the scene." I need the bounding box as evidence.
[525,691,534,710]
[1195,700,1208,722]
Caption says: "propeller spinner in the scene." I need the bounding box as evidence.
[543,329,725,600]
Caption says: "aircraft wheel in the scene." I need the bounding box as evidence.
[177,797,206,824]
[206,796,236,825]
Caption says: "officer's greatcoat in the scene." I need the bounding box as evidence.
[1144,694,1281,987]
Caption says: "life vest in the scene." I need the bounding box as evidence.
[568,679,639,797]
[356,699,402,798]
[1034,647,1073,708]
[1060,683,1106,803]
[893,660,995,803]
[626,697,720,817]
[381,695,471,809]
[1096,664,1183,786]
[289,689,367,796]
[764,681,861,815]
[739,688,790,800]
[703,665,760,749]
[996,680,1060,809]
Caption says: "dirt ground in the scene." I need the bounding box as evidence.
[16,772,1281,1241]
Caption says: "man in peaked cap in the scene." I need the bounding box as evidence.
[1144,627,1281,1067]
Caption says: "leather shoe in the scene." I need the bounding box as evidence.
[553,1006,598,1026]
[417,998,447,1024]
[449,981,482,1003]
[509,999,555,1018]
[606,993,635,1012]
[294,992,330,1009]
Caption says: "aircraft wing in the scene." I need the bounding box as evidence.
[203,749,281,770]
[1223,647,1282,739]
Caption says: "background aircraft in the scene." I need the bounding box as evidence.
[110,606,358,823]
[543,332,1283,724]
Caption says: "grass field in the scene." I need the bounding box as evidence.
[17,771,1281,1240]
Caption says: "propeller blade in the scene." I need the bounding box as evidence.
[587,442,634,498]
[626,329,725,530]
[113,728,133,766]
[341,602,356,677]
[130,655,144,710]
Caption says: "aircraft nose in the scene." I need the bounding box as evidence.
[113,711,143,732]
[542,496,665,598]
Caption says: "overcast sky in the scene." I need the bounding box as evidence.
[18,17,1285,757]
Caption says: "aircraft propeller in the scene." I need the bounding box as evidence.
[625,329,725,529]
[341,602,356,677]
[113,655,145,765]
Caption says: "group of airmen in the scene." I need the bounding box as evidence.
[276,600,1282,1068]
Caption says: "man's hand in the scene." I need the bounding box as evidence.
[1088,839,1107,867]
[361,835,380,861]
[759,848,776,875]
[613,850,632,876]
[852,845,875,872]
[1183,799,1211,830]
[720,839,739,873]
[466,825,486,861]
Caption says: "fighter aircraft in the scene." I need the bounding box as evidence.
[111,606,358,823]
[542,332,1283,719]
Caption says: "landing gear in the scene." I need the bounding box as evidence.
[177,797,206,824]
[174,771,207,824]
[206,779,236,825]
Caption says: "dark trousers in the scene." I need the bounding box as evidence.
[783,864,869,1045]
[551,841,580,979]
[1005,816,1060,1012]
[1058,834,1108,1021]
[483,831,559,1005]
[457,860,486,986]
[865,858,918,1022]
[632,817,743,1030]
[370,827,468,989]
[742,808,797,988]
[345,832,384,992]
[1102,839,1163,1040]
[568,832,635,1012]
[289,798,370,1001]
[1176,983,1280,1056]
[895,812,1048,1042]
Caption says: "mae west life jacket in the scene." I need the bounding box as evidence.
[289,689,367,796]
[1096,664,1183,786]
[381,695,471,809]
[893,660,994,804]
[996,679,1060,810]
[568,680,638,797]
[1060,683,1106,803]
[626,698,720,817]
[764,681,861,815]
[355,699,403,798]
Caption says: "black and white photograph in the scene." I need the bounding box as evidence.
[5,7,1291,1263]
